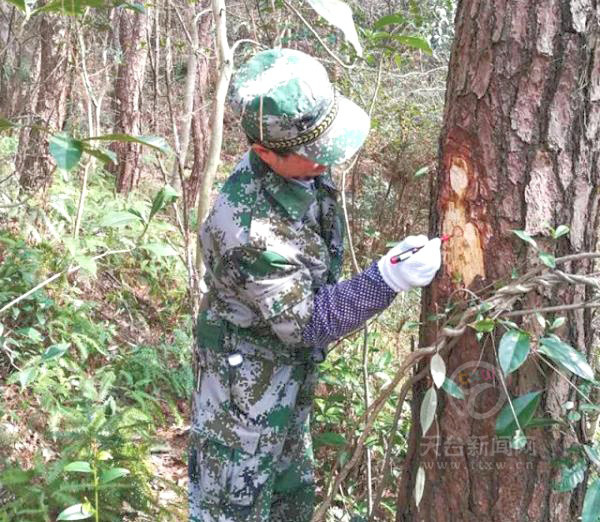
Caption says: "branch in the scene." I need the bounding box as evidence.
[281,0,357,69]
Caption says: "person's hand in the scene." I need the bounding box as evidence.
[377,235,442,292]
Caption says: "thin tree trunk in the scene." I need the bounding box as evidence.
[396,1,599,521]
[184,3,212,209]
[169,2,201,191]
[111,7,150,194]
[195,0,232,282]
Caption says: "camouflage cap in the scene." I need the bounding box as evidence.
[229,48,370,166]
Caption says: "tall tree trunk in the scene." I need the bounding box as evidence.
[396,1,599,521]
[18,17,71,192]
[111,7,150,194]
[183,4,212,209]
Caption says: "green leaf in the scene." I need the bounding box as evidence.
[305,0,363,56]
[535,313,546,329]
[0,467,32,485]
[49,133,83,171]
[538,251,556,268]
[430,353,446,388]
[392,35,432,54]
[63,461,93,473]
[420,386,437,435]
[33,0,105,16]
[142,243,178,257]
[313,432,347,448]
[414,166,429,178]
[512,229,537,249]
[99,211,143,227]
[552,225,570,239]
[584,445,600,469]
[149,185,179,219]
[511,429,527,450]
[127,208,145,221]
[580,403,600,412]
[552,460,586,492]
[83,133,171,154]
[525,417,563,429]
[4,0,26,11]
[373,13,406,30]
[18,366,39,390]
[498,330,530,375]
[582,479,600,522]
[0,117,18,130]
[473,318,495,332]
[394,53,404,69]
[549,317,566,331]
[495,390,542,438]
[441,377,465,400]
[82,144,117,165]
[41,343,70,361]
[118,2,146,13]
[414,466,425,508]
[97,450,112,461]
[568,411,582,422]
[100,467,130,484]
[538,337,594,381]
[56,502,94,521]
[74,255,98,277]
[20,326,42,342]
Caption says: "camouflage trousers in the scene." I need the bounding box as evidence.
[188,340,318,522]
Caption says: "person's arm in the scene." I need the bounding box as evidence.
[302,261,396,348]
[211,246,315,348]
[214,236,441,352]
[302,235,442,349]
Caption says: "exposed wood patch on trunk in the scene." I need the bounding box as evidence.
[439,130,488,288]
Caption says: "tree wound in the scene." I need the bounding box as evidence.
[442,156,485,286]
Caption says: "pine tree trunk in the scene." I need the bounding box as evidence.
[396,1,600,521]
[18,18,71,192]
[111,8,150,194]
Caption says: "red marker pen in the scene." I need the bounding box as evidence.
[390,235,450,264]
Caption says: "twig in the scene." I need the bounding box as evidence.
[73,161,90,238]
[361,326,373,515]
[281,0,357,69]
[370,337,414,520]
[231,38,264,55]
[504,302,600,317]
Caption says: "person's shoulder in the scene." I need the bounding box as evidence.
[219,151,258,205]
[201,151,258,250]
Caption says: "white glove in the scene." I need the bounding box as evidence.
[377,235,442,292]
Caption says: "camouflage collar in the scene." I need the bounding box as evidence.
[249,150,337,221]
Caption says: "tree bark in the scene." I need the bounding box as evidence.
[183,4,213,209]
[111,7,150,194]
[17,17,72,192]
[396,1,599,521]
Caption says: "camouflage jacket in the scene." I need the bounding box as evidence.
[198,150,344,361]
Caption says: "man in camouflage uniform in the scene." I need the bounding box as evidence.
[189,48,441,522]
